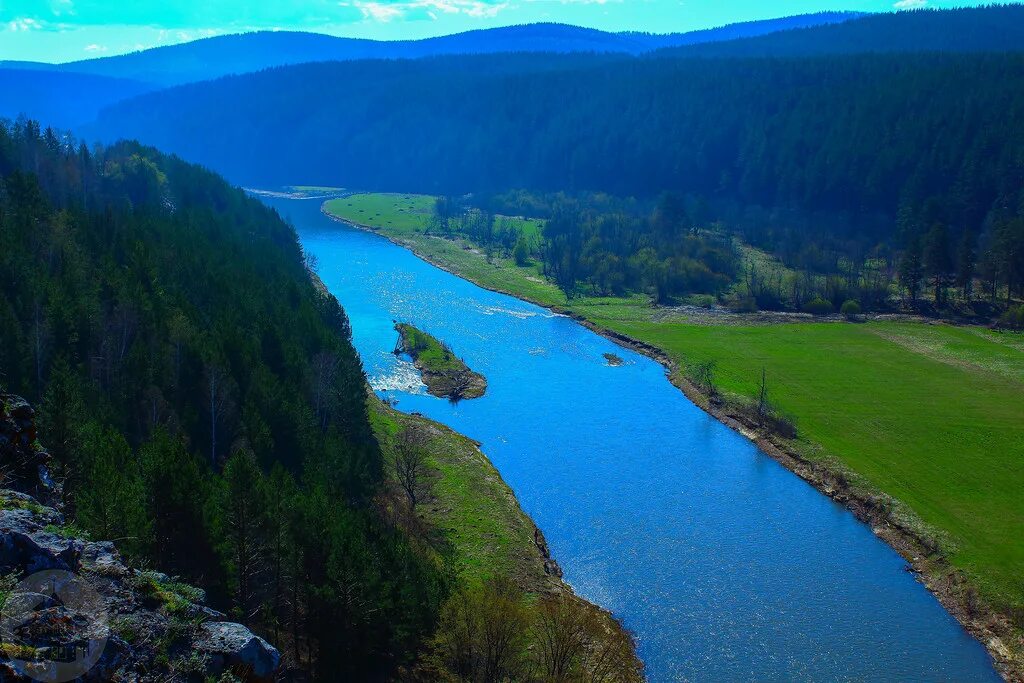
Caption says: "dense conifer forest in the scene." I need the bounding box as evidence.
[87,6,1024,314]
[0,120,445,677]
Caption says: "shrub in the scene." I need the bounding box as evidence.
[802,297,834,316]
[729,295,759,313]
[840,299,863,319]
[513,237,531,266]
[999,304,1024,329]
[684,294,718,309]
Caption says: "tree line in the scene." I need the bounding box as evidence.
[87,25,1024,315]
[462,191,737,302]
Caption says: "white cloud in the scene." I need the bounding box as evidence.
[345,0,510,23]
[6,17,42,31]
[893,0,927,8]
[83,42,106,51]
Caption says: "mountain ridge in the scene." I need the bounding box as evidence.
[0,12,861,87]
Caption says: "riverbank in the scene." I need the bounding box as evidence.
[312,255,641,675]
[394,322,487,400]
[368,396,643,678]
[323,197,1023,681]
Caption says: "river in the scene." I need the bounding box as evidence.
[264,195,1000,682]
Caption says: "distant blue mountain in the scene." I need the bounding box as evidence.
[0,13,860,87]
[0,69,154,129]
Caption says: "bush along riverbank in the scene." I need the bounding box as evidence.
[325,198,1023,682]
[394,322,488,400]
[368,397,644,681]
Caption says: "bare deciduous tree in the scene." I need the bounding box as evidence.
[535,595,589,682]
[394,425,430,510]
[757,366,769,424]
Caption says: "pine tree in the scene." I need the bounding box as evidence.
[956,230,976,302]
[218,447,267,623]
[898,237,924,307]
[922,223,952,306]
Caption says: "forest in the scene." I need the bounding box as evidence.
[86,6,1024,315]
[427,188,1024,317]
[0,119,646,681]
[658,4,1024,57]
[0,120,442,678]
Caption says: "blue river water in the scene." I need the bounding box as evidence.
[265,196,1000,682]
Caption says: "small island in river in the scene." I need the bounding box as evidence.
[394,322,488,400]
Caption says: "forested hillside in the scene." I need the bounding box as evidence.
[92,50,1024,216]
[0,120,444,677]
[663,5,1024,57]
[88,38,1024,309]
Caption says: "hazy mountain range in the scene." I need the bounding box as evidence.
[0,12,861,128]
[1,12,859,87]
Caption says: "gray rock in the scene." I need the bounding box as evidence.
[0,508,84,573]
[0,392,284,681]
[80,541,127,577]
[196,621,281,680]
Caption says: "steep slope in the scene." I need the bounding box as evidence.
[0,120,443,677]
[0,392,281,682]
[2,13,857,87]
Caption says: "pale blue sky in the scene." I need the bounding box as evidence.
[0,0,985,62]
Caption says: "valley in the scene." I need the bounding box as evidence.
[324,191,1024,676]
[2,5,1023,680]
[288,194,1008,681]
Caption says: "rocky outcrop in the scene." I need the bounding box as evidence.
[0,394,56,504]
[196,622,280,679]
[0,392,280,682]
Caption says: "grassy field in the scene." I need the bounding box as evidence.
[328,193,1024,615]
[325,193,435,232]
[597,315,1024,607]
[369,397,555,591]
[324,193,568,306]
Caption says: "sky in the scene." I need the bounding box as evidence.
[0,0,989,63]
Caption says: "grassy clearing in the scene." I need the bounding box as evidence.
[325,193,435,232]
[590,313,1024,610]
[324,193,567,307]
[369,398,554,591]
[330,192,1024,615]
[395,323,462,375]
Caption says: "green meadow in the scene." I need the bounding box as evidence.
[324,193,567,305]
[594,314,1024,609]
[394,323,458,374]
[328,192,1024,613]
[370,398,554,590]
